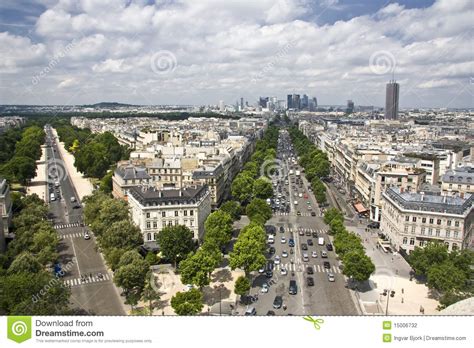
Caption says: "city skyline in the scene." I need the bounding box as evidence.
[0,0,472,108]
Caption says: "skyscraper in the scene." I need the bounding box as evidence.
[240,97,244,110]
[385,80,399,120]
[292,94,300,110]
[302,94,309,110]
[346,100,354,114]
[287,94,293,109]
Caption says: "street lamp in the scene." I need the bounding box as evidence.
[214,284,225,316]
[382,289,395,315]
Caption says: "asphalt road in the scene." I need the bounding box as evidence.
[247,129,358,315]
[45,126,125,315]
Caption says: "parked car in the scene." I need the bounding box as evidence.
[273,296,283,309]
[301,243,308,250]
[326,243,334,251]
[245,307,257,315]
[323,261,331,269]
[307,239,313,246]
[306,277,314,286]
[289,280,298,295]
[311,251,318,258]
[327,273,335,282]
[306,266,314,275]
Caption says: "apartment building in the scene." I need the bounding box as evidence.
[128,185,212,247]
[112,164,152,199]
[380,187,473,254]
[441,167,474,195]
[0,177,12,253]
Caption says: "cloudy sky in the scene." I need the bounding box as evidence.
[0,0,472,108]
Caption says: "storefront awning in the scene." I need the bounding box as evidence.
[354,203,367,213]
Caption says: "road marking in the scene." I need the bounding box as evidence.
[69,237,82,276]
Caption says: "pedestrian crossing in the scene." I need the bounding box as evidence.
[274,212,316,217]
[268,262,341,274]
[59,232,90,239]
[285,227,327,235]
[63,273,111,287]
[54,222,83,229]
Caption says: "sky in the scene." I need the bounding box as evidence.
[0,0,472,108]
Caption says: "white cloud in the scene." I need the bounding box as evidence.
[0,0,472,108]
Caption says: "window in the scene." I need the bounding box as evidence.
[153,221,157,229]
[447,220,452,226]
[444,242,450,249]
[403,237,408,244]
[162,211,166,217]
[436,229,440,237]
[146,221,151,229]
[147,233,152,241]
[154,233,158,240]
[446,230,450,238]
[452,243,458,251]
[190,220,194,226]
[404,226,409,233]
[448,183,452,189]
[410,238,415,245]
[168,221,172,226]
[422,217,426,223]
[190,210,194,216]
[429,218,434,224]
[454,231,459,239]
[421,227,425,235]
[411,226,416,234]
[175,220,179,225]
[146,212,150,218]
[162,222,166,228]
[454,221,460,227]
[412,216,417,222]
[428,228,433,236]
[436,219,441,225]
[175,211,179,217]
[184,210,188,216]
[419,240,425,247]
[405,216,410,222]
[183,219,187,225]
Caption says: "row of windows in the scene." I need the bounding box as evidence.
[146,219,195,229]
[448,183,471,190]
[146,210,194,218]
[150,168,181,174]
[404,215,460,227]
[402,237,459,250]
[403,225,460,239]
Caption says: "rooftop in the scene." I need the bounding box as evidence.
[115,165,151,180]
[442,167,474,184]
[128,185,208,206]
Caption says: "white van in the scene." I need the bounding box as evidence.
[267,235,275,244]
[50,193,56,201]
[318,237,325,246]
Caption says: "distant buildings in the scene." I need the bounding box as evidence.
[128,185,212,245]
[441,167,474,196]
[385,80,399,120]
[346,100,354,114]
[219,100,225,112]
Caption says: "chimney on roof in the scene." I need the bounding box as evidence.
[460,192,464,199]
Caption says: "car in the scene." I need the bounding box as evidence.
[280,268,287,276]
[70,196,76,203]
[261,283,269,293]
[307,206,312,211]
[304,194,308,199]
[281,236,286,244]
[267,235,275,244]
[245,307,257,316]
[294,200,298,205]
[327,273,335,282]
[326,243,334,251]
[288,239,295,247]
[258,267,265,273]
[289,280,298,295]
[307,239,313,246]
[367,222,380,229]
[306,277,314,286]
[298,193,303,198]
[306,266,314,274]
[84,233,91,240]
[311,251,318,258]
[311,212,316,216]
[273,296,283,309]
[269,247,275,254]
[302,253,309,262]
[296,211,301,216]
[299,229,304,236]
[274,256,280,265]
[282,250,288,258]
[312,231,318,238]
[265,270,273,278]
[321,250,328,258]
[301,243,308,250]
[323,261,331,269]
[266,310,276,316]
[279,226,285,233]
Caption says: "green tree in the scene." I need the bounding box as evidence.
[219,201,241,221]
[90,198,130,237]
[409,242,449,276]
[342,251,375,282]
[427,261,467,293]
[253,177,273,199]
[170,288,204,315]
[114,253,149,309]
[234,276,251,296]
[142,273,161,315]
[204,210,234,248]
[179,247,221,288]
[229,236,266,277]
[7,252,42,274]
[231,172,255,203]
[333,230,364,257]
[324,208,344,225]
[246,198,272,223]
[99,220,143,251]
[157,225,195,267]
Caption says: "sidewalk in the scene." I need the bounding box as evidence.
[27,145,47,200]
[51,128,93,201]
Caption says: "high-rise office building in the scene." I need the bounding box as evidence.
[292,94,300,110]
[219,100,225,112]
[385,80,399,120]
[301,94,309,110]
[312,97,317,108]
[347,100,354,114]
[287,95,293,109]
[240,97,244,110]
[259,97,269,108]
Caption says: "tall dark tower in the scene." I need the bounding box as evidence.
[385,80,399,120]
